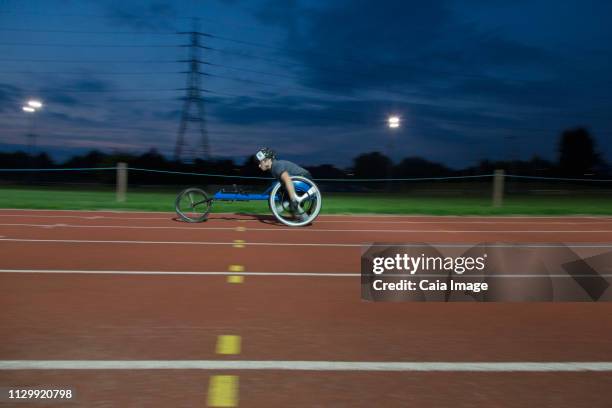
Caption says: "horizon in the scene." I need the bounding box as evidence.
[1,0,611,168]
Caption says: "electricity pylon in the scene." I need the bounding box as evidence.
[175,19,210,161]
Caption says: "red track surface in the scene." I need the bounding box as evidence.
[1,209,611,407]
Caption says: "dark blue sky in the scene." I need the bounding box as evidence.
[1,0,611,168]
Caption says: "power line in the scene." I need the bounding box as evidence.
[199,71,611,122]
[6,50,610,110]
[1,71,182,75]
[198,88,257,99]
[0,58,178,63]
[0,20,606,87]
[6,91,610,136]
[203,61,296,81]
[4,28,610,125]
[200,72,610,121]
[201,33,556,85]
[0,28,179,35]
[3,97,177,104]
[0,38,545,84]
[192,88,612,135]
[5,55,611,119]
[199,60,612,113]
[200,59,445,102]
[196,50,612,110]
[3,50,605,103]
[8,52,611,122]
[10,68,611,124]
[18,88,181,93]
[3,126,174,133]
[172,92,606,135]
[1,36,605,89]
[0,42,180,48]
[4,15,609,57]
[87,97,180,102]
[0,11,270,33]
[11,86,239,98]
[0,25,570,84]
[10,74,610,134]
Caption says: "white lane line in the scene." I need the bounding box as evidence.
[0,269,358,277]
[3,216,612,226]
[1,223,612,233]
[0,208,173,214]
[0,215,171,220]
[1,215,611,225]
[1,360,611,372]
[1,209,611,219]
[297,220,612,225]
[1,269,611,278]
[0,238,359,247]
[2,238,612,248]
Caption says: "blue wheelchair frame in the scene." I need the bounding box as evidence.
[211,180,312,202]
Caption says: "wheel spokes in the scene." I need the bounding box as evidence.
[269,177,321,226]
[176,188,211,223]
[181,192,208,215]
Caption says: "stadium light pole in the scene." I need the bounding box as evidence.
[386,115,401,191]
[388,115,400,129]
[22,99,44,153]
[27,100,43,109]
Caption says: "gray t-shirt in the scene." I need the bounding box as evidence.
[270,159,310,180]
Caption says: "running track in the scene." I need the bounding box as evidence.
[1,209,611,407]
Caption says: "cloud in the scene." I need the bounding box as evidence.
[253,0,300,26]
[206,89,540,133]
[236,0,612,163]
[0,84,23,113]
[208,94,380,126]
[35,77,113,108]
[252,0,558,98]
[104,0,179,30]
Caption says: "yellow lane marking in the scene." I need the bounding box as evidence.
[216,335,241,355]
[235,226,246,232]
[227,265,244,283]
[232,239,245,248]
[228,265,244,272]
[207,375,238,407]
[227,275,244,284]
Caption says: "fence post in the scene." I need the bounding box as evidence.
[492,169,504,207]
[116,162,127,202]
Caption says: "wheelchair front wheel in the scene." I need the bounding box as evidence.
[175,187,212,223]
[269,176,322,227]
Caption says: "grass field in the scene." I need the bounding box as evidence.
[1,187,612,215]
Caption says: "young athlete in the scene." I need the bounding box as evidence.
[255,148,312,219]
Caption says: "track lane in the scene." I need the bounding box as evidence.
[0,242,358,271]
[3,221,612,233]
[1,209,611,223]
[2,210,612,407]
[1,224,611,246]
[1,370,611,408]
[2,274,612,362]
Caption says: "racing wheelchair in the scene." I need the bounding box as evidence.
[175,176,322,227]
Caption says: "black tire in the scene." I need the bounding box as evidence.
[269,176,322,227]
[175,187,212,223]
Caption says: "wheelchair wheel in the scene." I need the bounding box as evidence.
[175,187,212,223]
[269,176,322,227]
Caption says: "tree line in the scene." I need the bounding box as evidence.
[0,127,608,181]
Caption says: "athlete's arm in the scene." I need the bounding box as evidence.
[280,171,297,201]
